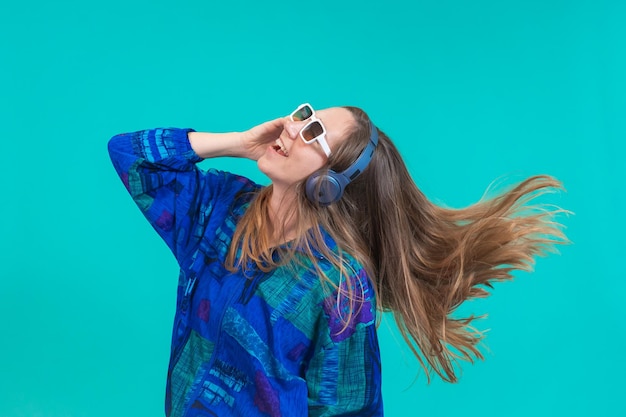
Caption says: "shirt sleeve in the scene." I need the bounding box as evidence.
[306,268,384,417]
[107,127,239,263]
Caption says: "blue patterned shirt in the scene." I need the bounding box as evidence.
[108,127,383,416]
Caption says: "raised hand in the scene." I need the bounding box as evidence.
[187,116,286,160]
[240,117,287,161]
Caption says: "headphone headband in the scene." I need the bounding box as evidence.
[305,121,379,206]
[340,122,378,182]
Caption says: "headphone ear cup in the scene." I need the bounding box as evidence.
[306,170,344,206]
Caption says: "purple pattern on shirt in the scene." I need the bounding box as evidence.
[156,209,174,231]
[253,370,281,417]
[197,299,211,322]
[121,172,130,191]
[322,270,375,343]
[287,342,307,362]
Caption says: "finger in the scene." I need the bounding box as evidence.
[266,117,287,130]
[261,118,286,137]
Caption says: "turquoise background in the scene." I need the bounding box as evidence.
[1,0,624,416]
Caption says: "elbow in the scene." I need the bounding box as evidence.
[107,131,140,163]
[107,132,137,184]
[107,132,128,155]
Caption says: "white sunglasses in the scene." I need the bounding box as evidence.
[289,103,332,157]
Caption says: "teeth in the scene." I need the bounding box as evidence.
[275,138,289,156]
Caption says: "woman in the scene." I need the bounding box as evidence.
[108,103,566,417]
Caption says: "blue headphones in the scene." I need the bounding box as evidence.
[305,122,379,206]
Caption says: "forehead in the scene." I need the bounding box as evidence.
[316,107,356,146]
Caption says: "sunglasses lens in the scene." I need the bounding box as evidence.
[302,121,324,142]
[292,105,313,121]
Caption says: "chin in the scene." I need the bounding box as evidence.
[256,155,269,174]
[256,157,279,183]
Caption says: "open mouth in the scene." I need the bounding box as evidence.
[272,138,289,157]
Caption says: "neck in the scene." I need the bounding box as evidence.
[267,185,304,246]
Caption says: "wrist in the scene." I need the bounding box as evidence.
[188,131,246,159]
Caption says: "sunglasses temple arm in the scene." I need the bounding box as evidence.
[318,139,332,157]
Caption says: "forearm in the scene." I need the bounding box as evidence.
[188,131,246,159]
[189,116,285,161]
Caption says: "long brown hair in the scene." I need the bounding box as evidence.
[226,106,569,382]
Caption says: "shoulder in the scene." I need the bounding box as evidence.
[203,168,261,194]
[181,169,262,257]
[199,168,263,217]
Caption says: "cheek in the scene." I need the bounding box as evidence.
[297,153,326,177]
[296,145,326,166]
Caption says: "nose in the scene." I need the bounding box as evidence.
[284,120,308,140]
